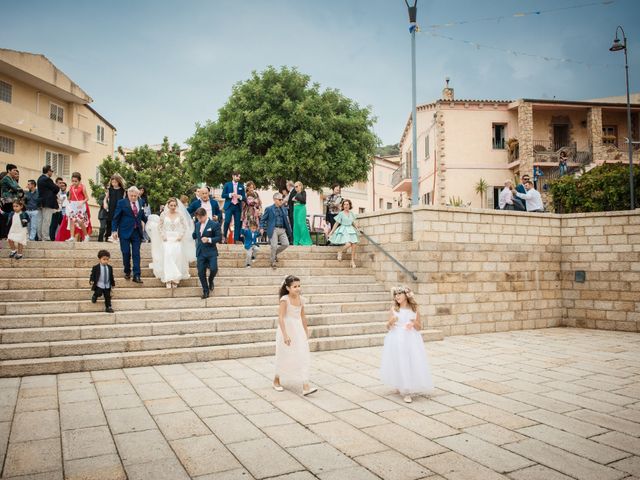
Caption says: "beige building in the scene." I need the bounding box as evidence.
[0,48,115,211]
[395,81,640,209]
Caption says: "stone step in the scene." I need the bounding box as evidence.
[1,311,390,343]
[0,273,378,291]
[0,257,356,269]
[0,293,388,315]
[0,330,444,377]
[0,283,386,302]
[12,246,344,260]
[0,265,365,279]
[0,321,399,360]
[0,301,389,328]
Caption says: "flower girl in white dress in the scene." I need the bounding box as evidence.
[272,275,317,396]
[146,197,196,288]
[380,286,433,403]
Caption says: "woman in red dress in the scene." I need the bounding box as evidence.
[56,172,92,242]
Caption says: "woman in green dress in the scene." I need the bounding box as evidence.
[292,181,313,246]
[328,199,359,268]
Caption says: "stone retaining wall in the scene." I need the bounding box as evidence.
[357,206,639,336]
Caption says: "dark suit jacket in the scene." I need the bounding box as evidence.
[89,263,115,291]
[187,198,221,220]
[192,219,222,257]
[111,198,148,240]
[221,181,246,211]
[37,174,60,209]
[260,205,292,239]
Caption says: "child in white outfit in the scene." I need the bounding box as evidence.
[380,286,433,403]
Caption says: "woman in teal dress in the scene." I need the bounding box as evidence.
[328,199,359,268]
[292,181,313,246]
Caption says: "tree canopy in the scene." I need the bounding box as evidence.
[89,137,194,212]
[376,143,400,156]
[550,162,639,213]
[185,66,379,191]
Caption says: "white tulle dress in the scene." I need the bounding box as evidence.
[275,295,311,383]
[380,308,433,394]
[146,204,196,285]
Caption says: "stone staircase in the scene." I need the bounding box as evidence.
[0,242,443,376]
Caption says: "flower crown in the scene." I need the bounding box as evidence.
[392,286,414,298]
[281,275,295,287]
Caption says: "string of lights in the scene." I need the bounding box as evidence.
[425,0,615,29]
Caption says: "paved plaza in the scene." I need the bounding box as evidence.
[1,328,639,480]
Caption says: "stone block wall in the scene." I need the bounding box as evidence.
[561,211,640,331]
[357,206,639,336]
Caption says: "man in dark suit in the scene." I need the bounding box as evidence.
[111,186,147,283]
[37,165,59,241]
[260,193,292,269]
[90,249,115,313]
[221,171,246,243]
[192,208,222,299]
[187,186,221,221]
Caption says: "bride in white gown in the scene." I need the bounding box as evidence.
[146,197,196,288]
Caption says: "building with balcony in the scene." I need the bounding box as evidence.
[0,48,115,211]
[394,80,640,209]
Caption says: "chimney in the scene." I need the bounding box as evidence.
[442,77,454,101]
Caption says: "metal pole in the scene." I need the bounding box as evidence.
[406,0,419,207]
[623,40,635,209]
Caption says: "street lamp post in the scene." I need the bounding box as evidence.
[610,25,635,210]
[405,0,419,207]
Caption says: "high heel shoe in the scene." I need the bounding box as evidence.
[337,252,342,261]
[351,261,356,269]
[166,283,172,289]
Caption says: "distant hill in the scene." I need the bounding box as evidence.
[376,143,400,156]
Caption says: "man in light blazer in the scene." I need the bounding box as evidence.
[221,171,246,243]
[111,186,147,283]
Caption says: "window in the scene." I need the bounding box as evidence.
[96,125,105,143]
[0,135,15,154]
[95,166,102,184]
[379,198,383,209]
[45,151,70,177]
[0,80,11,103]
[386,202,392,210]
[492,124,506,149]
[425,135,430,159]
[49,102,64,123]
[359,207,365,214]
[422,192,431,205]
[602,125,618,146]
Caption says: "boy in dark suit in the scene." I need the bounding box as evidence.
[90,249,115,313]
[192,208,222,299]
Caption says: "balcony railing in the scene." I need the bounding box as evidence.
[391,162,411,187]
[492,138,505,149]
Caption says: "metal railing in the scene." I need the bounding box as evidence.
[391,162,411,187]
[358,229,417,281]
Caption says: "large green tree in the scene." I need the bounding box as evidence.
[185,66,379,191]
[89,137,194,212]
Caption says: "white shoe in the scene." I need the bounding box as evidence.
[83,236,90,242]
[403,395,412,403]
[65,238,75,242]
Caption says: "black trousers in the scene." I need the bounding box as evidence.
[197,253,218,294]
[93,287,112,309]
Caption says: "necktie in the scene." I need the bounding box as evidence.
[102,265,108,287]
[131,202,138,228]
[232,183,238,205]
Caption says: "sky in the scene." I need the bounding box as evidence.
[2,0,639,148]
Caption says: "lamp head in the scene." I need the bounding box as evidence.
[610,36,625,52]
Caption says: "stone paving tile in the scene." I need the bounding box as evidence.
[355,450,432,480]
[5,329,640,479]
[418,451,509,480]
[436,433,533,473]
[504,438,626,480]
[227,438,304,479]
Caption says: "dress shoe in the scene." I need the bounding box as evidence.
[201,291,209,299]
[132,276,143,284]
[91,295,97,304]
[208,277,214,291]
[105,307,114,313]
[124,274,131,280]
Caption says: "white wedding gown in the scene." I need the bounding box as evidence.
[146,206,196,285]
